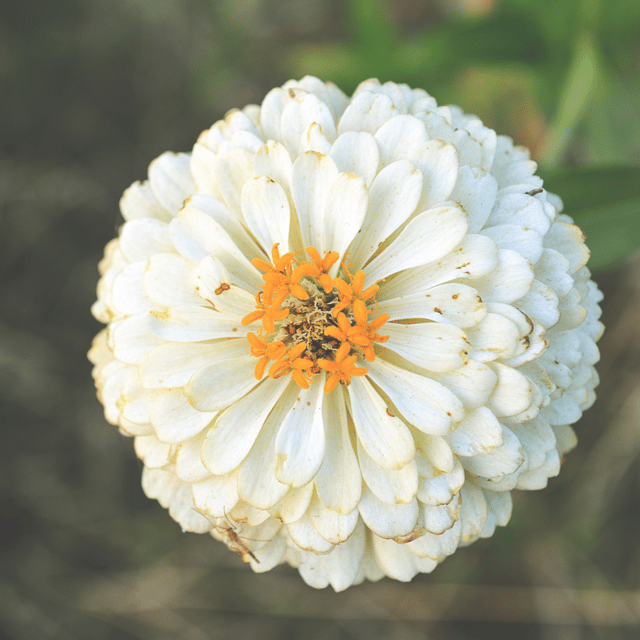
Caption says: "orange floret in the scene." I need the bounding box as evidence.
[247,332,286,379]
[268,342,315,389]
[332,267,380,317]
[318,351,367,394]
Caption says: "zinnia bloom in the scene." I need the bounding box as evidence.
[89,77,603,591]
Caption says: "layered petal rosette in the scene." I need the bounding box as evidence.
[89,77,603,591]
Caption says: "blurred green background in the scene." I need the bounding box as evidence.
[1,0,639,638]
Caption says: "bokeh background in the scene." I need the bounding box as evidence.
[1,0,640,638]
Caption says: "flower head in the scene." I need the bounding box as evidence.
[89,77,603,591]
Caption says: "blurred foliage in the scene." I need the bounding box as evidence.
[1,0,640,639]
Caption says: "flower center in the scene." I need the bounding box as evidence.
[242,244,389,394]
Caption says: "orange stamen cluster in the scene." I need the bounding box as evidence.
[242,244,389,394]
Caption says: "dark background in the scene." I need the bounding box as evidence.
[1,1,639,638]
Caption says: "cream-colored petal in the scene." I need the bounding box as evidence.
[409,139,459,211]
[330,131,379,187]
[515,279,560,329]
[147,305,247,343]
[139,339,247,389]
[349,160,423,269]
[375,114,428,166]
[337,91,398,135]
[422,492,460,535]
[384,322,469,373]
[186,356,260,413]
[358,488,419,540]
[377,283,486,328]
[109,313,164,365]
[252,141,293,197]
[142,253,202,307]
[378,234,498,298]
[460,425,524,479]
[241,176,291,254]
[169,484,212,534]
[120,181,170,222]
[322,172,368,267]
[134,434,171,468]
[141,467,179,508]
[416,456,465,506]
[308,493,359,544]
[287,514,335,554]
[269,483,314,524]
[199,376,289,476]
[150,388,217,444]
[429,361,498,410]
[111,261,157,316]
[466,312,520,363]
[148,152,195,215]
[358,440,418,504]
[291,151,339,252]
[486,363,533,418]
[481,225,543,265]
[364,203,468,283]
[314,387,362,514]
[473,248,534,304]
[445,406,503,456]
[366,358,464,435]
[449,165,497,233]
[175,431,212,483]
[119,218,173,261]
[347,376,415,470]
[191,469,240,518]
[281,92,337,157]
[458,481,488,544]
[275,377,326,488]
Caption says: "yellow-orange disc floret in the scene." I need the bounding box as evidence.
[243,244,388,393]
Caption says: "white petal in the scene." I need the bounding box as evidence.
[466,312,520,362]
[366,358,464,435]
[314,387,362,514]
[337,91,398,135]
[417,456,465,506]
[473,248,534,304]
[458,481,488,544]
[237,383,300,509]
[322,172,368,264]
[349,161,423,269]
[150,389,217,444]
[134,434,171,468]
[169,207,262,290]
[275,378,326,487]
[409,139,459,210]
[364,203,468,283]
[287,514,335,554]
[544,221,589,274]
[298,519,366,592]
[534,248,573,297]
[213,147,254,217]
[252,141,293,196]
[372,536,430,582]
[330,131,379,187]
[142,253,202,307]
[482,225,543,265]
[109,313,164,364]
[459,425,524,479]
[147,305,247,343]
[444,406,503,456]
[384,322,469,372]
[241,176,291,254]
[300,122,332,155]
[515,279,560,328]
[119,218,172,261]
[175,431,212,483]
[190,256,256,317]
[308,493,359,544]
[281,92,337,157]
[141,467,179,508]
[377,283,486,328]
[191,470,240,518]
[186,356,260,413]
[359,488,419,540]
[347,376,415,470]
[269,483,314,524]
[187,194,262,260]
[378,234,498,297]
[429,362,498,409]
[148,152,195,215]
[259,86,301,143]
[487,192,551,235]
[407,520,461,559]
[139,339,247,388]
[291,151,339,251]
[422,492,460,535]
[111,261,156,316]
[449,165,497,233]
[200,379,289,475]
[358,439,418,504]
[486,363,533,418]
[169,485,212,533]
[374,114,428,166]
[414,432,455,474]
[120,181,170,222]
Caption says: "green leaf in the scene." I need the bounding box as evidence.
[540,165,640,270]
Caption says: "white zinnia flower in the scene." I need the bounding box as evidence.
[89,77,603,591]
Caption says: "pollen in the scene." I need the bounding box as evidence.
[242,244,388,393]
